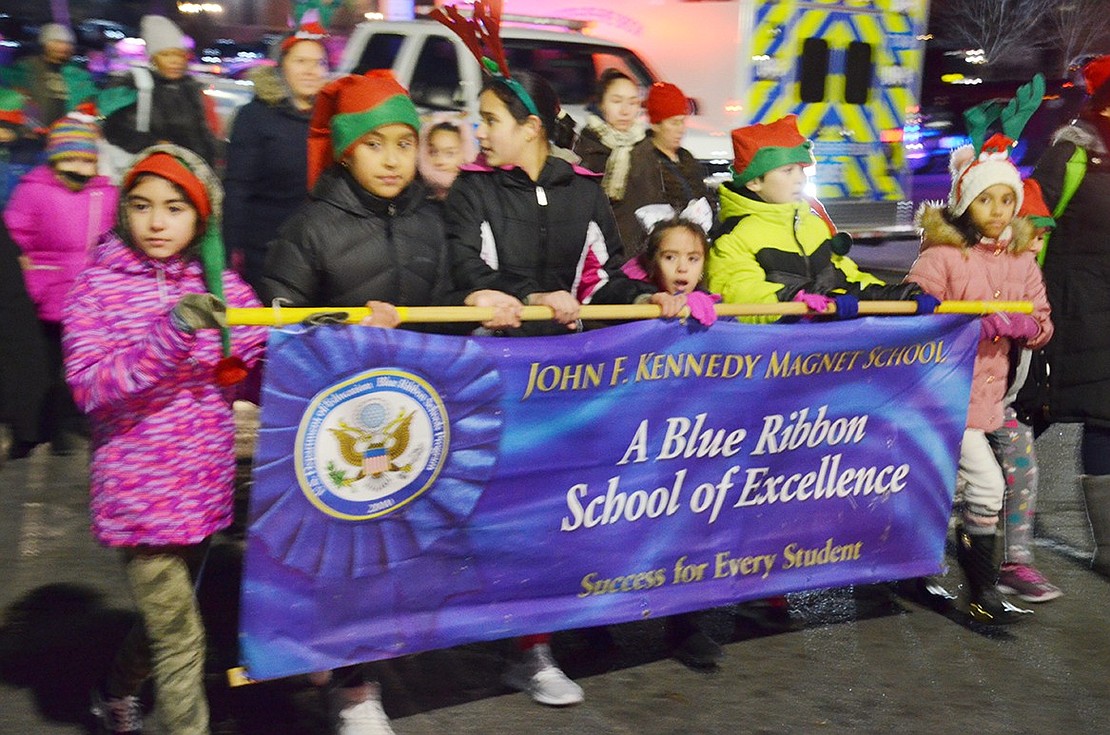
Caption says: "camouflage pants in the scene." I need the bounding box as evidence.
[987,406,1038,565]
[106,543,210,735]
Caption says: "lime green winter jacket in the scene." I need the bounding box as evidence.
[706,183,900,323]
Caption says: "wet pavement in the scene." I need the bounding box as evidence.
[1,419,1108,735]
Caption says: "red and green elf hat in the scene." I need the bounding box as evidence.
[280,20,328,55]
[1019,178,1055,231]
[730,114,814,185]
[306,70,421,189]
[0,88,26,128]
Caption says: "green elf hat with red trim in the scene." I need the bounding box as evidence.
[0,88,26,129]
[730,114,815,185]
[306,70,420,189]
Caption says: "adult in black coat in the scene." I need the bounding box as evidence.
[223,29,329,294]
[0,220,50,461]
[1032,54,1110,576]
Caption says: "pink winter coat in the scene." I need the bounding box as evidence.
[4,165,118,322]
[906,206,1053,432]
[63,235,267,547]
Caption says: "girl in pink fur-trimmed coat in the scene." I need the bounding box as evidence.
[905,141,1052,626]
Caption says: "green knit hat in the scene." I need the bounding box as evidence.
[307,70,421,188]
[730,114,814,185]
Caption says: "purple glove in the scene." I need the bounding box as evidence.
[686,291,722,326]
[793,290,834,313]
[980,313,1040,342]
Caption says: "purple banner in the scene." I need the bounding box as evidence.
[240,316,978,679]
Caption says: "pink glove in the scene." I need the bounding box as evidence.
[686,291,722,326]
[980,313,1040,342]
[793,290,834,313]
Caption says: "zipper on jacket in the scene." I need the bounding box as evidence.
[536,185,549,277]
[386,204,401,304]
[792,207,813,281]
[156,265,168,304]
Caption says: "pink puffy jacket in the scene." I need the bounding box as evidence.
[63,235,267,547]
[4,165,118,322]
[906,206,1053,432]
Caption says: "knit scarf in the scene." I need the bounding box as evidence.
[584,113,646,200]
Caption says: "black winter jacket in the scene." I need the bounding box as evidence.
[1033,120,1110,426]
[259,167,450,311]
[445,156,653,335]
[223,67,312,293]
[103,71,218,164]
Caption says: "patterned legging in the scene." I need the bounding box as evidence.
[987,406,1037,565]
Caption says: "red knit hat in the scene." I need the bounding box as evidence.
[306,70,421,189]
[730,114,814,184]
[125,152,211,218]
[645,82,688,124]
[1019,178,1054,230]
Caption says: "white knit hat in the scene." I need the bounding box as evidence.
[141,15,187,57]
[39,23,75,46]
[947,144,1024,218]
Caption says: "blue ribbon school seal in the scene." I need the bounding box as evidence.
[247,325,503,578]
[297,369,449,521]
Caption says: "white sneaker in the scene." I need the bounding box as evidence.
[502,643,584,706]
[337,685,395,735]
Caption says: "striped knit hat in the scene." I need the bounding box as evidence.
[307,70,421,188]
[46,112,99,162]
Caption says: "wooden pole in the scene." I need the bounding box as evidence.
[224,301,1033,327]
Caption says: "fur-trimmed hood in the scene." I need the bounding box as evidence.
[245,64,307,111]
[1052,118,1107,154]
[914,202,1037,254]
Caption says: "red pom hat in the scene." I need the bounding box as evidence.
[645,82,688,124]
[730,114,814,185]
[1083,55,1110,110]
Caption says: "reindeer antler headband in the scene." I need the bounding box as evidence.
[429,0,540,117]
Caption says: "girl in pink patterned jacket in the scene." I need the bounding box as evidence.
[63,144,266,735]
[905,140,1052,628]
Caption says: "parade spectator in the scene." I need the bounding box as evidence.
[443,55,657,701]
[614,81,709,255]
[0,218,50,464]
[4,113,117,455]
[1031,55,1110,578]
[63,144,266,735]
[574,68,646,190]
[0,23,97,131]
[417,117,476,200]
[101,15,220,172]
[223,22,330,293]
[0,86,39,207]
[906,131,1053,624]
[706,115,924,323]
[259,70,437,735]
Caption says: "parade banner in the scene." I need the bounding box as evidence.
[240,315,979,680]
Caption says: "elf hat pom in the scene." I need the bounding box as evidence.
[730,114,814,185]
[122,144,247,386]
[306,70,420,189]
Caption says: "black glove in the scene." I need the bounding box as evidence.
[171,293,227,333]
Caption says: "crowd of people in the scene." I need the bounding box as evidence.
[0,5,1108,735]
